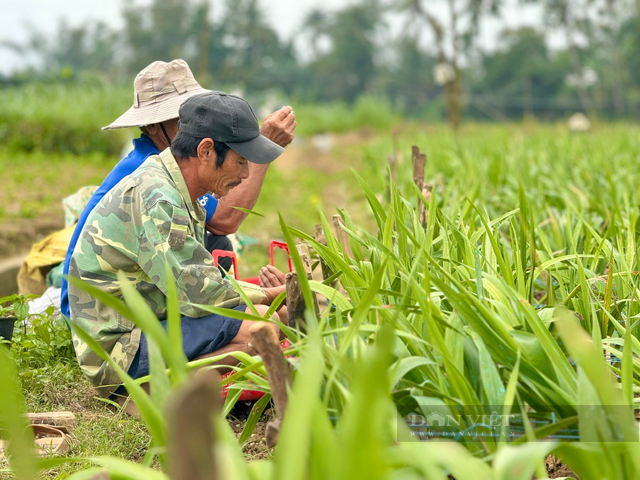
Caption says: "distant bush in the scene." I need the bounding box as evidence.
[0,83,402,154]
[0,83,132,155]
[295,94,401,136]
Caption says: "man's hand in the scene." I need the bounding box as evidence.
[259,265,286,288]
[261,106,296,148]
[262,285,286,305]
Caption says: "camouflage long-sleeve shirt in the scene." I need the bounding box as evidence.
[68,148,266,397]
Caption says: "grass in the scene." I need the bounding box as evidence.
[0,83,131,155]
[0,82,399,156]
[292,95,400,137]
[3,120,640,478]
[1,321,151,480]
[0,149,114,222]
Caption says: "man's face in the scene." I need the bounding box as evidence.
[205,149,250,197]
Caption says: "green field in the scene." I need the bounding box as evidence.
[3,104,640,478]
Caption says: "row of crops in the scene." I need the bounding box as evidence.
[3,125,640,478]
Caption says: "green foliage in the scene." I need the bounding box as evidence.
[471,28,573,120]
[3,21,118,75]
[11,312,75,379]
[0,274,572,480]
[304,0,383,102]
[120,0,196,74]
[295,95,400,136]
[0,83,400,159]
[2,307,152,478]
[0,83,131,155]
[4,0,640,121]
[5,124,640,478]
[0,347,38,480]
[0,148,113,223]
[0,294,32,320]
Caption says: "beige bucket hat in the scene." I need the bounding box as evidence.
[103,59,209,130]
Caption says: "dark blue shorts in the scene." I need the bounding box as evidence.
[114,306,245,394]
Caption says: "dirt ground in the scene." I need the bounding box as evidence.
[228,404,275,461]
[544,456,579,479]
[0,217,65,259]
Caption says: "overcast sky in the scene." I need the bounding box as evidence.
[0,0,546,75]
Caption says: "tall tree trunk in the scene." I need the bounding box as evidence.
[444,66,463,130]
[414,0,463,130]
[447,0,462,130]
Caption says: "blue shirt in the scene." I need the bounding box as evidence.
[61,135,218,317]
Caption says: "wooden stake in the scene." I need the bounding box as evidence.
[332,215,354,258]
[411,146,432,228]
[249,322,292,448]
[166,370,220,480]
[314,224,332,282]
[249,323,292,419]
[420,184,433,226]
[412,145,426,189]
[296,242,313,277]
[286,272,306,332]
[265,419,282,449]
[297,241,321,312]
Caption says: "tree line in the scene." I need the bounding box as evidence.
[3,0,639,124]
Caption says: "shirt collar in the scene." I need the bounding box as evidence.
[133,134,159,154]
[158,148,205,223]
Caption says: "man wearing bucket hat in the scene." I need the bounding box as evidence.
[60,59,295,320]
[67,91,289,398]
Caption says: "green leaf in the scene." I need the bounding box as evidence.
[0,347,38,480]
[231,206,264,217]
[68,323,167,450]
[238,393,272,444]
[274,332,325,480]
[493,442,558,480]
[471,331,505,406]
[279,214,318,331]
[308,281,352,311]
[388,356,435,390]
[338,257,388,355]
[164,263,185,383]
[117,272,188,384]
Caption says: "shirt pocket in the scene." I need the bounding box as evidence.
[115,311,135,331]
[168,211,189,250]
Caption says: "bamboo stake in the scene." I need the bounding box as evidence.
[249,322,292,448]
[286,272,306,332]
[296,242,313,277]
[166,370,220,480]
[314,224,332,281]
[412,145,425,188]
[332,215,354,259]
[411,145,432,228]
